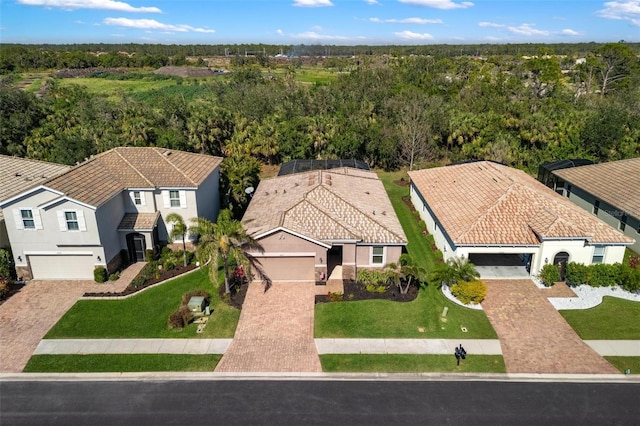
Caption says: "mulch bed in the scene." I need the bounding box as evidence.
[83,264,198,298]
[394,178,410,187]
[218,278,249,310]
[315,279,419,304]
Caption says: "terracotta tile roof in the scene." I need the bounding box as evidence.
[553,157,640,220]
[42,148,222,207]
[242,168,407,245]
[408,161,633,246]
[0,155,70,221]
[117,212,160,231]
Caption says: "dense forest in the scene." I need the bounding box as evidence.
[1,42,639,215]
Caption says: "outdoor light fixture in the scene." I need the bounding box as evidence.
[17,256,22,262]
[97,256,101,262]
[545,257,549,264]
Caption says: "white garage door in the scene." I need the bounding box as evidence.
[255,256,315,281]
[29,255,95,280]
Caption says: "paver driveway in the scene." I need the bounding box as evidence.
[215,281,321,373]
[481,279,619,374]
[0,263,145,373]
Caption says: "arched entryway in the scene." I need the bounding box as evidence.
[553,251,570,281]
[126,233,147,262]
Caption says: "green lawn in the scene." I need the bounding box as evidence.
[605,357,640,375]
[57,77,180,102]
[320,354,505,373]
[559,296,640,340]
[45,268,240,339]
[314,170,497,339]
[24,354,220,373]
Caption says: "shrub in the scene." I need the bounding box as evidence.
[0,248,13,279]
[619,264,640,292]
[145,249,155,261]
[167,306,193,329]
[161,246,173,257]
[418,220,427,230]
[538,264,561,287]
[108,272,120,281]
[589,263,618,287]
[328,292,343,302]
[450,280,487,305]
[0,276,9,297]
[565,262,589,286]
[163,259,176,271]
[93,267,107,283]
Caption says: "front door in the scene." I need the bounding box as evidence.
[553,251,570,281]
[127,233,147,262]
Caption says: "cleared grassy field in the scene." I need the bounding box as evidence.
[24,354,220,372]
[266,66,338,85]
[57,77,180,101]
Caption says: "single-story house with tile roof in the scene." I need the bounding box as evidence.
[408,161,634,280]
[552,157,640,254]
[241,166,407,282]
[0,148,222,280]
[0,155,71,249]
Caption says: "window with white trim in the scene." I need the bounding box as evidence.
[13,208,42,230]
[57,210,86,232]
[592,246,605,264]
[372,246,384,264]
[169,190,180,207]
[620,215,627,232]
[21,209,35,229]
[65,211,79,231]
[133,191,142,205]
[593,200,600,215]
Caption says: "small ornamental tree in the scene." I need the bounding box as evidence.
[166,213,188,267]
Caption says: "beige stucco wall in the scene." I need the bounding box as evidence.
[254,230,327,264]
[355,244,402,267]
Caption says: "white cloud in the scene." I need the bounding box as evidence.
[103,18,215,33]
[398,0,473,9]
[294,31,350,40]
[597,1,640,27]
[478,21,504,28]
[370,17,443,24]
[365,0,380,4]
[507,23,549,36]
[276,29,284,35]
[560,28,580,36]
[394,30,434,39]
[292,0,333,7]
[18,0,161,13]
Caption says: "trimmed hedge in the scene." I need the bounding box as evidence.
[450,280,487,305]
[93,267,107,283]
[538,264,561,287]
[565,261,640,292]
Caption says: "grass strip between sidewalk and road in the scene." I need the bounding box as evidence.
[559,296,640,340]
[314,170,497,339]
[45,267,239,339]
[320,354,506,373]
[604,357,640,375]
[23,354,221,373]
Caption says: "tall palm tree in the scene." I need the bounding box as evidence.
[165,213,188,267]
[190,209,265,294]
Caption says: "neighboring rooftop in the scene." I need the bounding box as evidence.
[278,159,370,176]
[408,161,633,246]
[243,168,407,245]
[11,148,222,208]
[553,157,640,220]
[0,155,70,220]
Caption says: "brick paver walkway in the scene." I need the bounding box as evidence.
[0,262,146,373]
[215,281,322,373]
[481,279,619,374]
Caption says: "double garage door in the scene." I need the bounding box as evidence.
[29,255,95,280]
[255,256,315,282]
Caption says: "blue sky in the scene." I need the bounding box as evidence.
[1,0,639,45]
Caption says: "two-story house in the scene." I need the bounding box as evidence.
[0,147,222,280]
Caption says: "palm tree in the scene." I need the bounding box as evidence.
[165,213,188,267]
[190,209,265,294]
[430,256,480,287]
[385,254,426,294]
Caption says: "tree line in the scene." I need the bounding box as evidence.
[1,42,638,217]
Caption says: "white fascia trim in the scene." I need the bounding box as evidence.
[538,237,592,242]
[0,185,64,207]
[25,251,94,256]
[126,187,154,191]
[326,239,360,244]
[456,244,540,248]
[357,242,406,246]
[39,196,96,211]
[255,227,332,249]
[252,252,316,258]
[157,187,197,190]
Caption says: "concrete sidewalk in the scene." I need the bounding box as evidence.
[33,338,640,357]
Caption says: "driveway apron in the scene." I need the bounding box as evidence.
[215,281,322,373]
[481,279,619,374]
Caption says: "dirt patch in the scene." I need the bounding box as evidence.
[315,279,419,304]
[394,178,410,187]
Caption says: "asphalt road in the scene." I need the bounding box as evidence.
[2,378,639,425]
